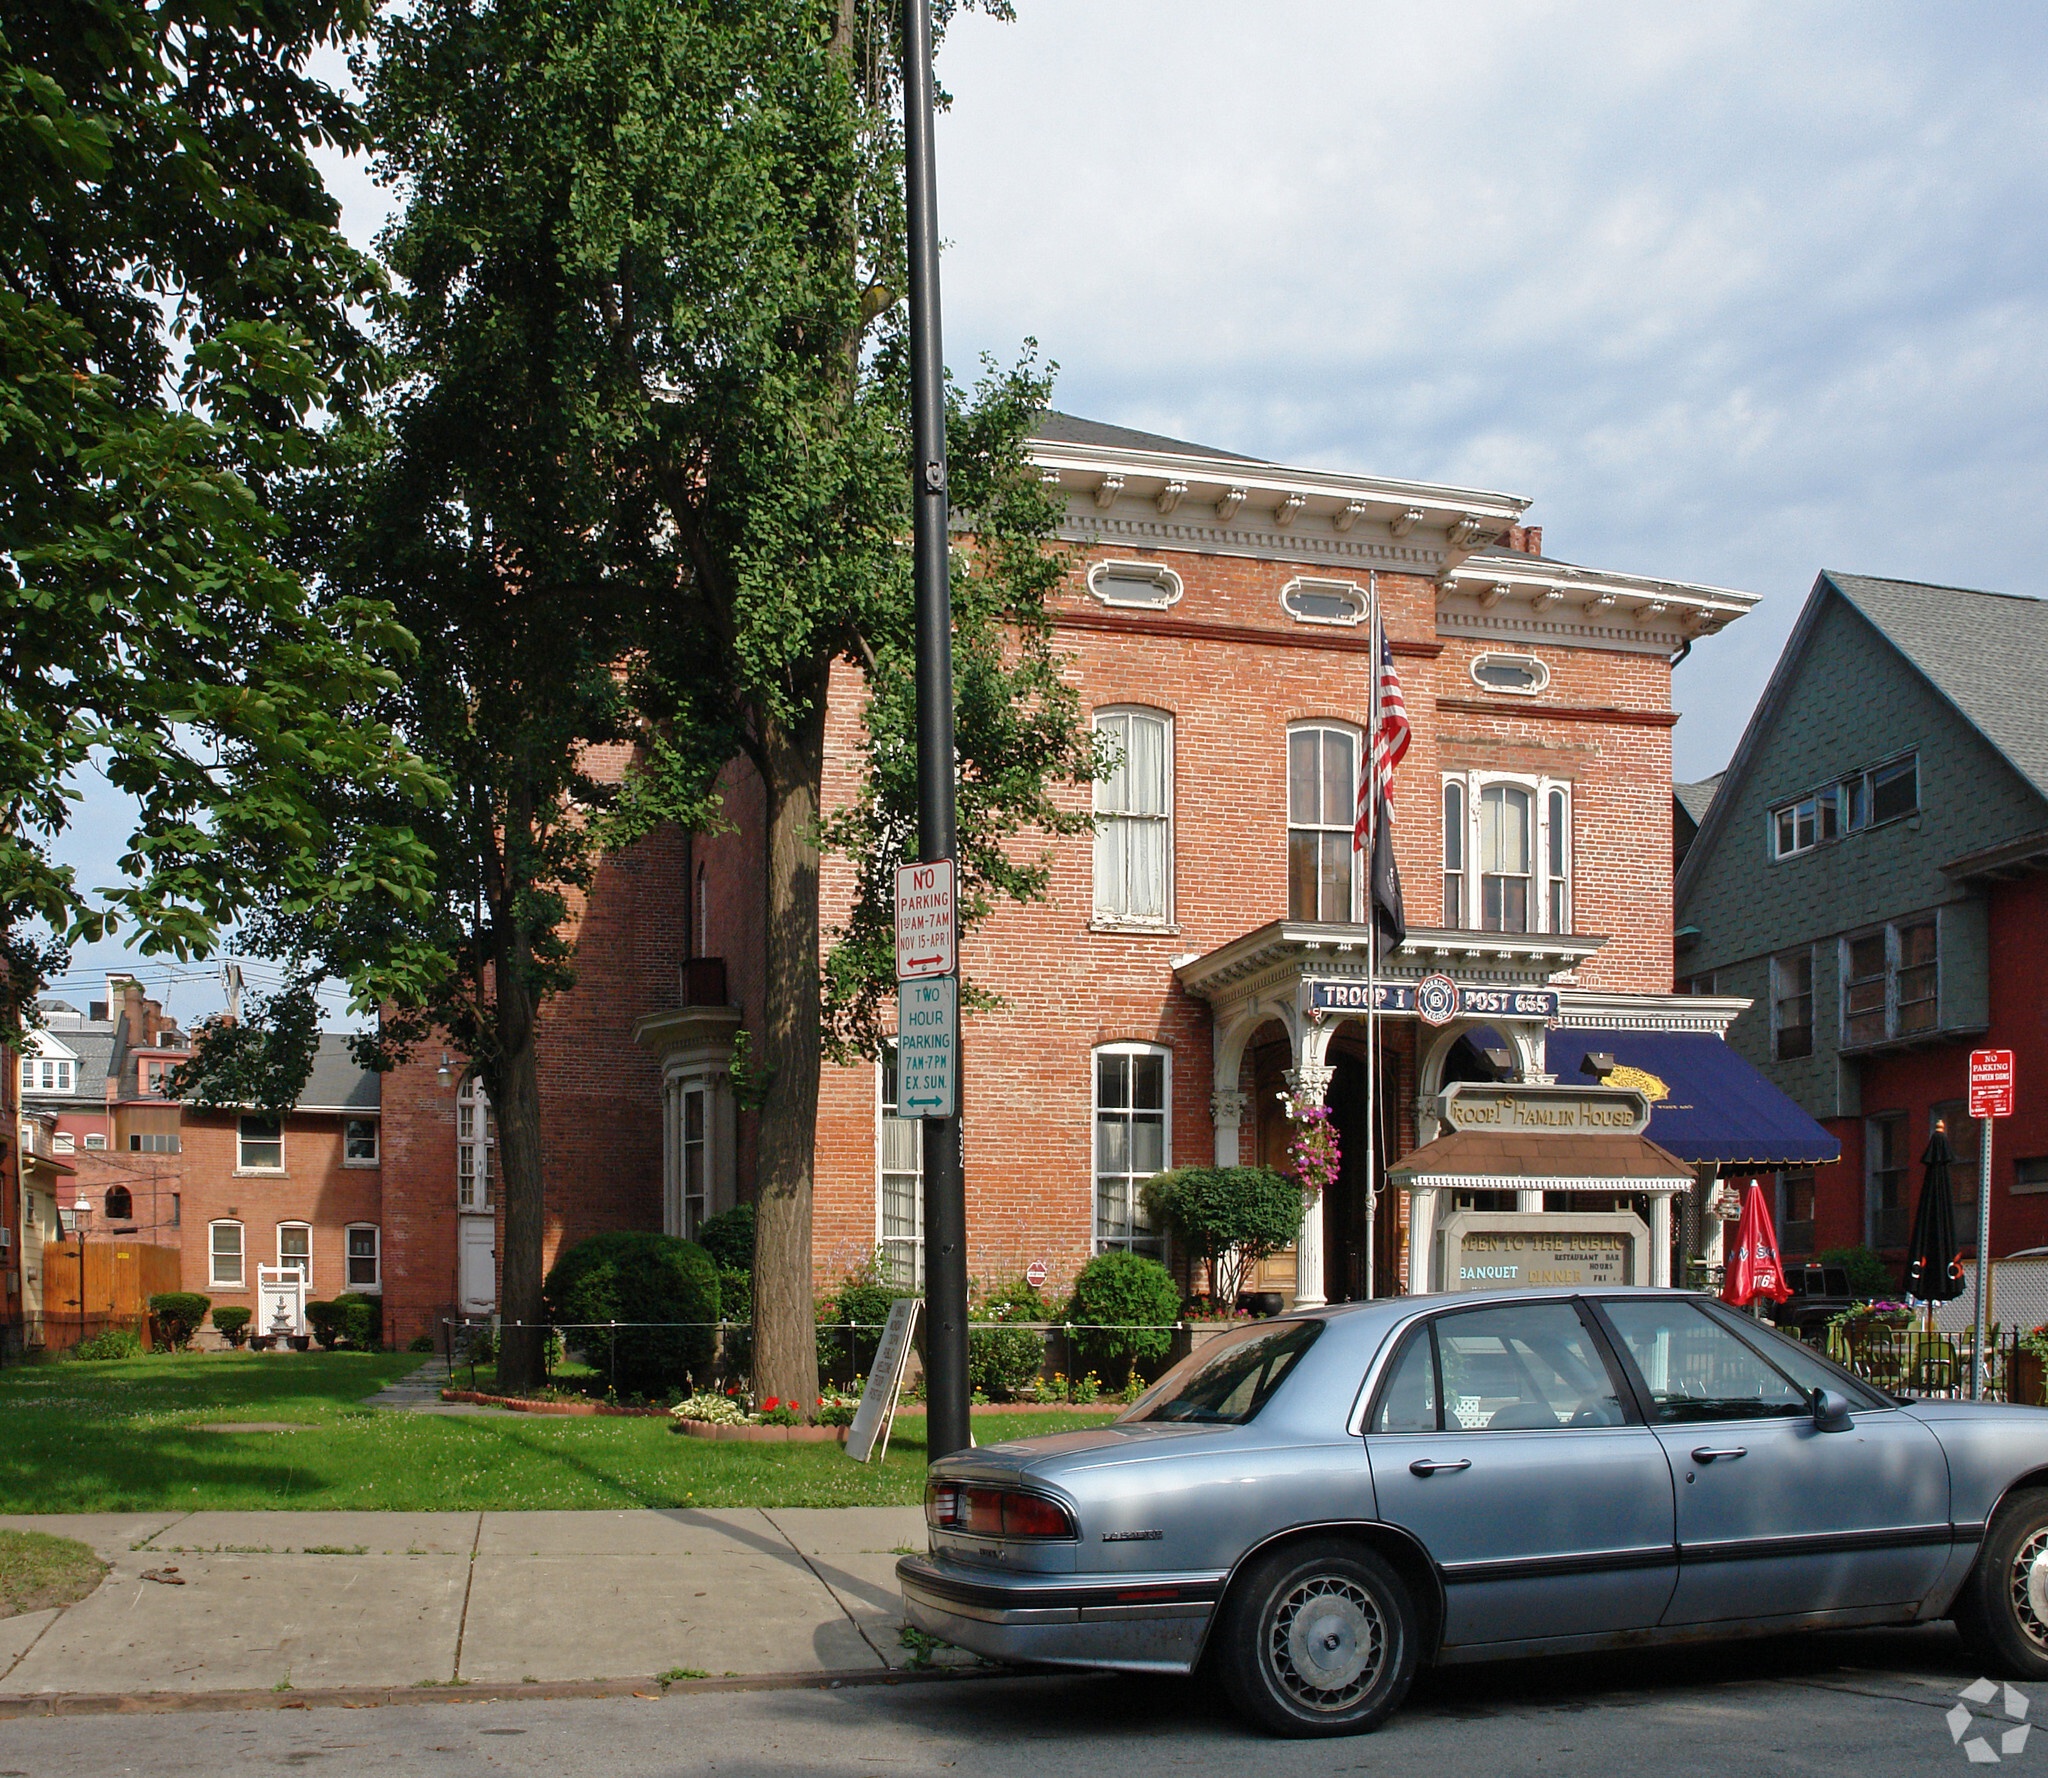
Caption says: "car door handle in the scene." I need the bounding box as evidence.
[1691,1446,1747,1463]
[1409,1458,1472,1476]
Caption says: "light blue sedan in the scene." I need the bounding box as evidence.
[899,1287,2048,1736]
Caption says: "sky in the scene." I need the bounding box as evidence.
[48,0,2048,1020]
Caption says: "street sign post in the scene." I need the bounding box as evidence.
[894,860,955,981]
[897,974,957,1120]
[1971,1049,2016,1398]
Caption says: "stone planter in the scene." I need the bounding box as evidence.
[2013,1351,2047,1407]
[671,1419,848,1444]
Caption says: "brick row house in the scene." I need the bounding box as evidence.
[1676,572,2048,1271]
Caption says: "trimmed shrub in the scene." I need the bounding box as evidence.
[70,1326,143,1362]
[407,1334,436,1353]
[336,1293,382,1350]
[696,1203,755,1272]
[211,1305,252,1348]
[970,1279,1049,1401]
[1141,1166,1304,1309]
[304,1300,345,1349]
[821,1262,898,1384]
[543,1231,719,1396]
[148,1293,211,1352]
[1065,1252,1180,1387]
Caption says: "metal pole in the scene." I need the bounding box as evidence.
[902,0,969,1464]
[1362,590,1379,1302]
[1973,1114,1995,1399]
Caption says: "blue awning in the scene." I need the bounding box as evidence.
[1543,1028,1841,1168]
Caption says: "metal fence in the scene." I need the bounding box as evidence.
[1786,1321,2046,1404]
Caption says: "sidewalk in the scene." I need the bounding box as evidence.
[0,1507,963,1708]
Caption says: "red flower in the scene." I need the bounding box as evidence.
[763,1396,780,1411]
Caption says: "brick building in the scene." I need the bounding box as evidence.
[1676,572,2048,1269]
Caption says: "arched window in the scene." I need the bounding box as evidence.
[1547,787,1570,932]
[103,1186,133,1221]
[209,1220,245,1289]
[1442,779,1466,928]
[1288,723,1361,922]
[1478,783,1532,932]
[1093,708,1172,924]
[1440,772,1573,933]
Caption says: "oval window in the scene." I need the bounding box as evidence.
[1280,578,1367,626]
[1088,561,1182,609]
[1470,653,1548,695]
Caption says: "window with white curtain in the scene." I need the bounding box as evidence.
[1289,723,1361,922]
[1093,709,1172,923]
[1094,1045,1168,1257]
[878,1045,924,1286]
[1440,773,1572,933]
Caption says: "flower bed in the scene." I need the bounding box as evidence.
[671,1420,847,1444]
[440,1389,669,1418]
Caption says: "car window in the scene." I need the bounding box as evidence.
[1433,1301,1625,1431]
[1370,1325,1439,1433]
[1601,1299,1810,1423]
[1121,1319,1323,1426]
[1703,1304,1890,1411]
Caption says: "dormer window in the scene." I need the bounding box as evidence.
[1280,578,1367,626]
[1470,652,1549,695]
[1087,560,1182,610]
[19,1055,73,1093]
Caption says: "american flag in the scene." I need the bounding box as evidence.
[1353,621,1411,851]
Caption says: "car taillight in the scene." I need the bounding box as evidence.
[925,1480,1074,1540]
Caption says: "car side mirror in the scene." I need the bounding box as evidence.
[1811,1386,1854,1432]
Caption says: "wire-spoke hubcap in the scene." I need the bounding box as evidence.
[1269,1577,1386,1711]
[2014,1529,2048,1648]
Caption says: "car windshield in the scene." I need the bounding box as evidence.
[1121,1319,1323,1426]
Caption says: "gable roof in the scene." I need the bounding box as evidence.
[1826,573,2048,800]
[1675,569,2048,905]
[1029,410,1265,464]
[299,1034,380,1114]
[1673,774,1723,826]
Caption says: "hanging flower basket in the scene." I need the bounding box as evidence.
[1277,1090,1340,1198]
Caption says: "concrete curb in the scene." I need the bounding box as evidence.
[0,1662,1010,1719]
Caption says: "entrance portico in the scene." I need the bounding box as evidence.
[1176,921,1604,1306]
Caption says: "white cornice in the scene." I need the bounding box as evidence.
[1438,556,1759,652]
[1028,436,1530,574]
[1549,990,1753,1035]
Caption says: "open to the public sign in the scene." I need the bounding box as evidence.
[1970,1049,2016,1120]
[894,859,955,981]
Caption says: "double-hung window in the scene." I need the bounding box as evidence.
[1841,916,1939,1047]
[1440,773,1572,933]
[457,1078,494,1210]
[1289,724,1360,922]
[1866,1114,1908,1247]
[1771,949,1814,1060]
[1094,1046,1167,1257]
[1093,709,1172,924]
[238,1116,283,1171]
[278,1223,310,1282]
[346,1226,381,1290]
[1771,752,1918,859]
[679,1083,708,1239]
[1930,1101,1979,1219]
[210,1221,245,1289]
[877,1045,925,1287]
[20,1056,73,1093]
[344,1118,378,1165]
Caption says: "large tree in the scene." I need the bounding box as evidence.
[0,0,442,1028]
[287,0,1097,1397]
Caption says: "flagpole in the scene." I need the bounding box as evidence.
[1363,578,1379,1302]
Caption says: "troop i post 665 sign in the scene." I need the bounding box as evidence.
[1971,1049,2016,1120]
[894,860,955,981]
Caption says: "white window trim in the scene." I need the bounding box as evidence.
[1086,559,1183,610]
[235,1114,285,1176]
[344,1223,382,1293]
[1279,576,1368,627]
[1769,750,1919,860]
[342,1116,379,1168]
[209,1219,246,1290]
[1092,706,1175,930]
[1092,1042,1171,1258]
[1468,651,1550,696]
[457,1078,495,1212]
[276,1222,311,1283]
[876,1045,926,1289]
[1290,719,1367,924]
[1439,771,1573,934]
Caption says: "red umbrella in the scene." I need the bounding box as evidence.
[1721,1178,1792,1308]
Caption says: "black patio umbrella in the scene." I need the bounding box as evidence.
[1903,1123,1966,1303]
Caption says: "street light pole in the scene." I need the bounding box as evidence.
[901,0,969,1464]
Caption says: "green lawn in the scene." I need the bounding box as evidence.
[0,1352,1114,1514]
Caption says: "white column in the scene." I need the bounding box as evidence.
[1407,1189,1437,1294]
[1210,1090,1249,1168]
[1517,1189,1543,1213]
[1283,1061,1334,1310]
[1650,1192,1673,1288]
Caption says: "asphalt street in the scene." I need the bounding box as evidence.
[0,1623,2013,1778]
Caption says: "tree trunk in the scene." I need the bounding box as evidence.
[492,932,548,1394]
[751,698,827,1407]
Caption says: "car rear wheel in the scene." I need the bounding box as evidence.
[1215,1538,1418,1737]
[1956,1486,2048,1680]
